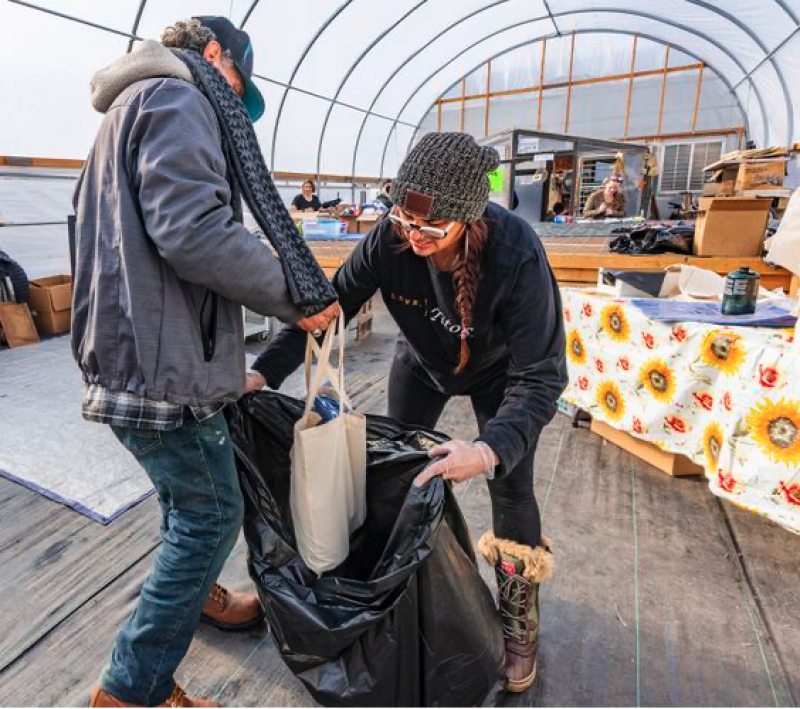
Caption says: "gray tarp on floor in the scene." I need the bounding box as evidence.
[0,334,306,523]
[0,336,153,523]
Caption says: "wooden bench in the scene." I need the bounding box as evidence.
[542,241,793,291]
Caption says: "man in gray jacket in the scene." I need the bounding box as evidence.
[73,17,338,708]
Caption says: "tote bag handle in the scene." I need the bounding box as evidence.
[302,312,351,421]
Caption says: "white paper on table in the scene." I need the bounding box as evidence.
[678,265,725,299]
[662,265,781,301]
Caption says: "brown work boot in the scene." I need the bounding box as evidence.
[478,533,554,693]
[90,684,219,707]
[200,583,264,631]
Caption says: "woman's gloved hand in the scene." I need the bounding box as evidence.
[414,440,499,487]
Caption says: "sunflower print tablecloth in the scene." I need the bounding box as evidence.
[560,288,800,534]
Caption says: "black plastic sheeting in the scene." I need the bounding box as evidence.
[0,249,30,303]
[609,223,695,255]
[229,392,504,707]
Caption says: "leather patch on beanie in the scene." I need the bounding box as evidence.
[404,189,434,218]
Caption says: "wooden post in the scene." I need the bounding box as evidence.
[564,32,576,133]
[485,61,492,136]
[624,35,638,137]
[691,63,704,133]
[436,99,442,132]
[570,143,580,216]
[435,62,702,106]
[537,38,546,130]
[460,77,466,133]
[617,127,745,142]
[657,46,671,136]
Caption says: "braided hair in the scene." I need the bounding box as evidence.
[392,217,489,374]
[452,218,489,373]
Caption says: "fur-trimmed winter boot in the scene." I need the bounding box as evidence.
[478,532,554,693]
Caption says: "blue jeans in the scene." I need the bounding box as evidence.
[101,411,244,705]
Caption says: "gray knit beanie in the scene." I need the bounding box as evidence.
[390,132,500,223]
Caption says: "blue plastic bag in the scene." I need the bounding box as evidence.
[312,394,342,422]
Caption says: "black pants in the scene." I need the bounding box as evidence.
[387,356,542,549]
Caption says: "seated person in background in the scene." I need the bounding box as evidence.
[583,176,626,219]
[291,179,322,212]
[374,179,393,210]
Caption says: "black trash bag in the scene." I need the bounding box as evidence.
[229,391,505,708]
[0,249,30,303]
[609,224,648,254]
[642,224,694,255]
[609,232,636,254]
[609,223,693,255]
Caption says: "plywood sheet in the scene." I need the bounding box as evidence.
[0,302,39,348]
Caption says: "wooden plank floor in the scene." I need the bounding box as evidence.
[2,303,799,707]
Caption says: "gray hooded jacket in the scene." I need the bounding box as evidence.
[72,41,302,406]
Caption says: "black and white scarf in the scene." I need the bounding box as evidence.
[176,49,336,317]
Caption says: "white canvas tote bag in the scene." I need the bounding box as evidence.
[290,314,367,574]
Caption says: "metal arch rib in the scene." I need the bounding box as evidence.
[313,0,428,178]
[376,8,772,178]
[557,6,775,143]
[771,0,800,25]
[6,0,138,39]
[404,29,751,162]
[684,0,792,147]
[348,0,511,183]
[734,25,800,89]
[542,0,561,36]
[351,0,781,181]
[557,5,779,144]
[269,0,355,169]
[252,73,417,127]
[376,13,551,178]
[127,0,149,53]
[240,0,261,28]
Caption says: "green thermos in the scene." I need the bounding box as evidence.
[721,266,759,315]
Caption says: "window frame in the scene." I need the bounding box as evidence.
[658,140,723,194]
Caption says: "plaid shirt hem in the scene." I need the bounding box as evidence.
[82,384,228,431]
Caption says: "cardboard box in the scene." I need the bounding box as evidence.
[356,214,379,234]
[734,160,785,192]
[703,166,738,197]
[693,197,771,257]
[719,167,739,195]
[28,275,73,335]
[704,161,785,197]
[591,419,704,477]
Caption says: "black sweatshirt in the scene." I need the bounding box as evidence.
[253,201,568,473]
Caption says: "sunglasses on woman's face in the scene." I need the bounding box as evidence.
[388,213,456,240]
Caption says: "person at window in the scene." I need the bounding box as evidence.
[246,132,567,694]
[291,179,322,212]
[583,176,626,219]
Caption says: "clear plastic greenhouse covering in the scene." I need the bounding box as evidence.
[2,0,800,180]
